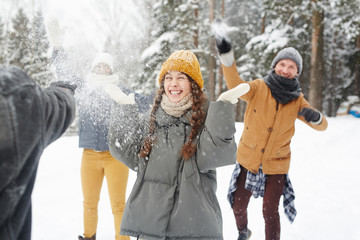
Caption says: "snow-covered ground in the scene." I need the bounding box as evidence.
[32,116,360,240]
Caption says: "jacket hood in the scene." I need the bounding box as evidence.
[0,65,37,95]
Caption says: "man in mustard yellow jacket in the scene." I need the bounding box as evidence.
[215,37,327,240]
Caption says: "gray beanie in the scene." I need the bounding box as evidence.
[271,47,303,74]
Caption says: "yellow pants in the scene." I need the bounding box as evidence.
[81,149,130,240]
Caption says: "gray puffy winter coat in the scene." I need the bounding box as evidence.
[0,65,76,239]
[108,99,236,240]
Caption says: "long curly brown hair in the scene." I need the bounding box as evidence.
[139,75,206,160]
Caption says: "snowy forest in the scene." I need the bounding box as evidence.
[1,0,359,120]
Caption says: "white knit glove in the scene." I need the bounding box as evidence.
[104,84,135,105]
[46,18,65,47]
[217,83,250,104]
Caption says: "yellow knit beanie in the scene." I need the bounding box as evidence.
[158,50,204,89]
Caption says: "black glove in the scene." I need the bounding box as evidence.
[50,81,77,95]
[215,37,232,54]
[299,108,320,122]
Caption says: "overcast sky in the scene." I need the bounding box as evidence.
[2,0,148,51]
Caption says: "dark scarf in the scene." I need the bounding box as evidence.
[264,70,301,104]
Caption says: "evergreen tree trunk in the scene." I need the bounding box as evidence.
[193,5,199,48]
[261,12,266,34]
[218,66,223,98]
[329,31,338,116]
[221,0,225,16]
[208,0,216,101]
[0,20,5,64]
[355,34,360,97]
[217,0,225,99]
[308,0,324,110]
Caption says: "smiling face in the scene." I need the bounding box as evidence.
[92,63,112,75]
[164,71,191,103]
[274,59,298,79]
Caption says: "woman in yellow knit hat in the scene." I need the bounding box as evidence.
[106,50,251,239]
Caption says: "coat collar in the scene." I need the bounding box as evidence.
[155,91,210,127]
[155,106,192,127]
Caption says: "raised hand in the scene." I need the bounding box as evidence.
[217,83,250,104]
[104,84,135,105]
[211,20,232,54]
[215,37,232,55]
[46,18,66,47]
[211,21,235,67]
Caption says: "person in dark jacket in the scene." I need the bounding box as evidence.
[0,65,76,240]
[107,50,250,240]
[214,34,328,240]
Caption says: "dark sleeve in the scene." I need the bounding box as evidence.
[41,84,76,146]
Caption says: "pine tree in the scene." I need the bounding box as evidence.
[7,8,32,70]
[333,0,360,99]
[238,0,310,80]
[0,18,5,64]
[28,11,53,87]
[217,0,358,117]
[6,9,53,87]
[213,0,263,121]
[320,1,353,116]
[137,0,201,94]
[223,0,263,81]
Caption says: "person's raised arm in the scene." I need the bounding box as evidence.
[105,83,154,113]
[196,84,250,171]
[42,81,77,146]
[46,18,83,88]
[213,23,245,89]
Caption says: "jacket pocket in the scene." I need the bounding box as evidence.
[240,138,257,151]
[270,145,291,160]
[200,171,220,214]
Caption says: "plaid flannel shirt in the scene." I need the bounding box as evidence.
[227,163,297,223]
